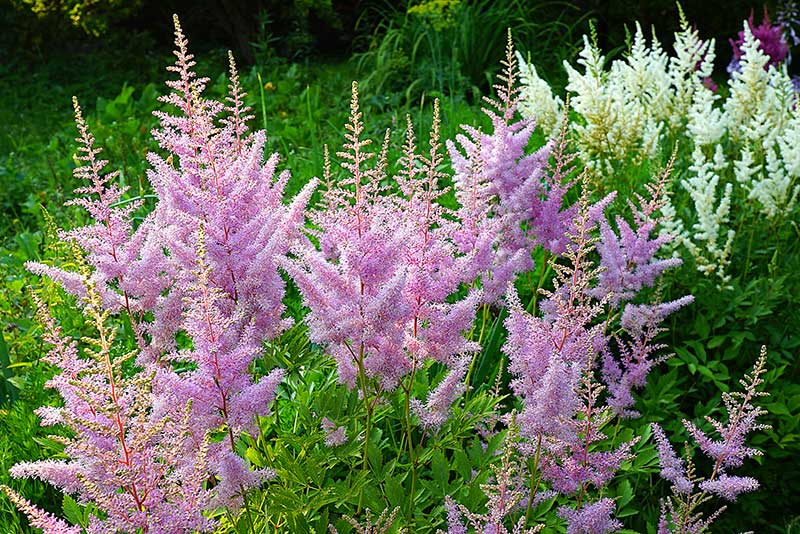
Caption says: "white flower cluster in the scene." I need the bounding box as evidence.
[517,17,799,285]
[516,51,563,136]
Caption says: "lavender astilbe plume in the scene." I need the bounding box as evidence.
[651,424,693,495]
[411,357,469,430]
[321,417,348,447]
[589,161,683,307]
[557,499,622,534]
[500,173,691,531]
[127,16,312,497]
[17,15,313,522]
[503,185,614,443]
[283,84,481,399]
[440,430,544,534]
[0,486,80,534]
[655,348,770,532]
[26,98,150,321]
[447,32,580,303]
[7,266,214,533]
[591,159,694,416]
[684,347,769,479]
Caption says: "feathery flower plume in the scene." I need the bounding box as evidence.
[19,15,310,523]
[321,417,348,447]
[447,32,580,303]
[440,429,544,534]
[655,348,770,532]
[284,84,480,403]
[7,269,214,533]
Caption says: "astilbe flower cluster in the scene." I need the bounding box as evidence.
[500,191,634,534]
[594,163,694,416]
[329,507,404,534]
[6,267,213,534]
[653,347,769,533]
[447,32,579,303]
[283,84,482,411]
[499,163,690,532]
[137,21,315,504]
[442,430,544,534]
[441,34,693,534]
[14,15,312,530]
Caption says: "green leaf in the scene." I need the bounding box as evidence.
[708,335,727,349]
[431,450,449,490]
[618,479,633,507]
[453,449,471,481]
[385,474,405,508]
[62,494,83,527]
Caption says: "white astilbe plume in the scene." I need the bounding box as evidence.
[749,146,800,218]
[680,146,735,285]
[734,147,759,185]
[687,84,724,147]
[725,22,795,148]
[562,35,648,175]
[516,50,563,136]
[667,7,716,130]
[620,24,671,123]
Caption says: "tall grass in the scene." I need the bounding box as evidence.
[355,0,591,102]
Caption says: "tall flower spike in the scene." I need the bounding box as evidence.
[656,349,770,533]
[440,426,544,534]
[285,88,482,401]
[27,98,148,320]
[223,50,255,152]
[448,34,582,303]
[24,17,312,525]
[9,278,214,533]
[1,486,80,534]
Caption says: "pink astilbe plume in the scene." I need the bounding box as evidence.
[411,357,469,430]
[503,188,614,443]
[6,283,214,533]
[284,86,481,405]
[447,32,580,302]
[440,433,544,534]
[26,98,148,319]
[655,348,770,533]
[1,486,80,534]
[501,183,677,532]
[587,160,693,417]
[20,15,311,521]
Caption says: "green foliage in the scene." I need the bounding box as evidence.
[355,0,590,102]
[9,0,143,36]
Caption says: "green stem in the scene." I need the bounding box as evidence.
[524,435,543,524]
[402,373,418,527]
[257,72,268,133]
[528,251,551,314]
[355,342,372,513]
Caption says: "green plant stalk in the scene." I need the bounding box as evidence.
[225,425,256,534]
[354,341,372,513]
[464,303,490,390]
[257,72,268,133]
[402,369,418,526]
[528,250,551,314]
[524,434,543,524]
